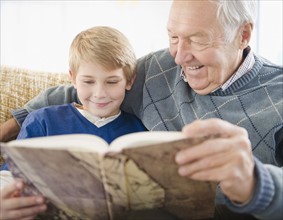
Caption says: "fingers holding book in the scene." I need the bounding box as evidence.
[0,180,47,220]
[176,119,255,204]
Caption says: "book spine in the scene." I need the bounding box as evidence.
[100,153,130,220]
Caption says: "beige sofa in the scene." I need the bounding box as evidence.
[0,66,70,124]
[0,66,70,165]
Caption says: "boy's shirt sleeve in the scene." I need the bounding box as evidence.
[0,163,9,171]
[17,112,47,139]
[12,85,78,127]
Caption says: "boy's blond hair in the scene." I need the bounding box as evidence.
[69,26,136,83]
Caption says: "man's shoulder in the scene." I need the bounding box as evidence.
[41,84,79,105]
[138,48,175,64]
[255,55,283,72]
[137,48,177,74]
[139,48,171,59]
[120,111,140,121]
[45,84,76,95]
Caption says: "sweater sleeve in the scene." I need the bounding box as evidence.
[224,157,282,220]
[12,85,78,127]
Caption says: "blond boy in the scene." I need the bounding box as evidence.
[0,26,146,219]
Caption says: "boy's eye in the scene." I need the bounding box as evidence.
[107,81,118,84]
[83,81,94,84]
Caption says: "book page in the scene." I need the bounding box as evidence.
[117,136,217,219]
[5,134,109,153]
[1,137,112,219]
[109,131,185,152]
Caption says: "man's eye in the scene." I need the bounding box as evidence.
[169,36,178,44]
[190,40,211,50]
[191,40,208,46]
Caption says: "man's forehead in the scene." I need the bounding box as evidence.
[170,0,217,18]
[168,0,219,31]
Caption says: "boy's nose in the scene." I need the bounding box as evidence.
[93,84,106,98]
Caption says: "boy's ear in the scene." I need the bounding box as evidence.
[126,74,136,90]
[69,70,77,89]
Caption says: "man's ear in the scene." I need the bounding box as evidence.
[69,70,77,89]
[239,23,253,49]
[126,74,136,91]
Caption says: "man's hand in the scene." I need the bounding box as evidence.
[176,119,256,203]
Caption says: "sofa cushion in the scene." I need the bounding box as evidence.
[0,66,70,124]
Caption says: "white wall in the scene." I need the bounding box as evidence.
[1,1,282,73]
[1,1,172,72]
[256,0,282,66]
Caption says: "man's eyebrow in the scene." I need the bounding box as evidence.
[167,29,206,38]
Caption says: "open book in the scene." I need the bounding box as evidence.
[1,131,216,220]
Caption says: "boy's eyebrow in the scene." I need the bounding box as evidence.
[80,75,93,78]
[79,75,123,79]
[107,75,122,79]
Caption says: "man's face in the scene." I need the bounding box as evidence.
[167,0,244,95]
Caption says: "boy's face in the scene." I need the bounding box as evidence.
[71,61,132,118]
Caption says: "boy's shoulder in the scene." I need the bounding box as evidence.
[28,103,74,118]
[120,111,140,120]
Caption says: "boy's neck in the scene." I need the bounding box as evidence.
[74,103,121,127]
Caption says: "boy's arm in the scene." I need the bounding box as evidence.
[0,85,78,142]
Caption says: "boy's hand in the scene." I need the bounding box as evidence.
[0,180,47,220]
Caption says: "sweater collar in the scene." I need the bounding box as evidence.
[219,46,255,91]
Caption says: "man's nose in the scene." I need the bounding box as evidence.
[174,41,194,65]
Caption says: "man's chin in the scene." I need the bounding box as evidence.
[189,84,215,95]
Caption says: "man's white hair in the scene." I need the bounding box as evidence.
[211,0,257,42]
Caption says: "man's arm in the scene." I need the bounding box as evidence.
[0,85,78,142]
[15,85,78,126]
[0,118,20,142]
